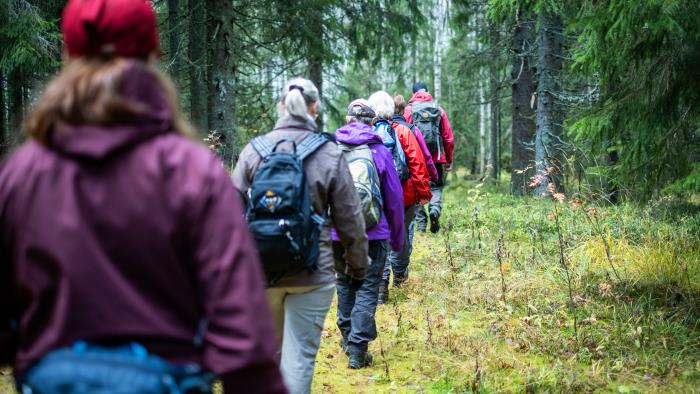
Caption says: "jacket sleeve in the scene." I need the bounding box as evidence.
[398,126,432,204]
[412,126,439,181]
[403,105,412,123]
[375,146,404,252]
[440,108,455,164]
[0,237,15,367]
[0,171,16,367]
[231,144,257,199]
[329,153,369,279]
[187,159,286,394]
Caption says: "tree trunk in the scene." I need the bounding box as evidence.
[188,0,208,135]
[411,33,418,83]
[167,0,180,83]
[479,77,487,175]
[9,69,25,138]
[433,0,447,104]
[0,73,6,156]
[488,21,500,180]
[511,8,537,196]
[308,57,323,131]
[207,0,236,167]
[534,11,564,196]
[307,8,324,132]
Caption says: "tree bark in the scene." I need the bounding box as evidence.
[511,8,537,196]
[433,0,447,105]
[479,77,487,175]
[308,57,323,131]
[189,0,208,135]
[9,69,25,139]
[167,0,180,84]
[488,21,500,180]
[0,73,6,156]
[206,0,236,166]
[307,8,324,132]
[534,11,564,196]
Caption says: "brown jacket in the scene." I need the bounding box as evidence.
[232,115,368,288]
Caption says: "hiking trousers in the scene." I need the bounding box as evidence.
[266,282,335,394]
[335,240,388,351]
[415,164,445,230]
[384,204,415,283]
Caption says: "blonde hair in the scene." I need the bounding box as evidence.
[26,57,194,144]
[393,94,407,115]
[368,91,395,120]
[278,78,319,121]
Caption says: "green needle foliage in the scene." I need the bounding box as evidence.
[570,0,700,198]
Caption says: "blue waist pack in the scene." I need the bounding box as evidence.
[21,342,214,394]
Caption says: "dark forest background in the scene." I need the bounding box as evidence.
[2,0,699,201]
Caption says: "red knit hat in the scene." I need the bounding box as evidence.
[62,0,159,58]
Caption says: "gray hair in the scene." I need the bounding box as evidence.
[346,115,374,125]
[368,91,395,120]
[278,78,319,120]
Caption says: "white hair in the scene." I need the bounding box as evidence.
[278,78,319,120]
[368,91,395,120]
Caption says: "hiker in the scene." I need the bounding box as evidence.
[332,99,404,368]
[0,0,285,393]
[392,94,438,266]
[404,82,455,233]
[368,91,431,304]
[233,78,368,394]
[393,95,439,183]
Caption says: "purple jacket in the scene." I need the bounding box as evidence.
[331,123,404,252]
[392,114,438,181]
[0,62,285,393]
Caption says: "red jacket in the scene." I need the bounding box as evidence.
[392,122,432,206]
[404,91,455,165]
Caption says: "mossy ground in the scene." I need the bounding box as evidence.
[2,177,699,393]
[312,177,700,393]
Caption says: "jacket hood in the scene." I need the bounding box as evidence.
[334,122,384,145]
[49,61,174,160]
[409,91,434,103]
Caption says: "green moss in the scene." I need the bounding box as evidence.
[312,178,700,393]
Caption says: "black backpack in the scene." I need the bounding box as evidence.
[246,133,329,282]
[411,101,442,155]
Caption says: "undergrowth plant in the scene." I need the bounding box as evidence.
[313,176,700,393]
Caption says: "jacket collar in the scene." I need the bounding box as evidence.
[273,115,319,132]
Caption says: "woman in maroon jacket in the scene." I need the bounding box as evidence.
[0,0,285,393]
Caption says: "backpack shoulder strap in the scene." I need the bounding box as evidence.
[394,118,416,133]
[297,133,330,161]
[250,136,274,159]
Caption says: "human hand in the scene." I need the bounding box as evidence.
[445,163,453,172]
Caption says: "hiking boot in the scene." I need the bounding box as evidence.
[393,272,408,287]
[417,223,427,232]
[378,281,389,304]
[340,337,349,355]
[348,348,373,369]
[429,211,440,233]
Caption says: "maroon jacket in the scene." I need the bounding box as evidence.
[0,63,286,393]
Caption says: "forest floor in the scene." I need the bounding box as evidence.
[313,175,700,393]
[2,175,699,393]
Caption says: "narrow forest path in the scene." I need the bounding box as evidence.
[313,176,700,393]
